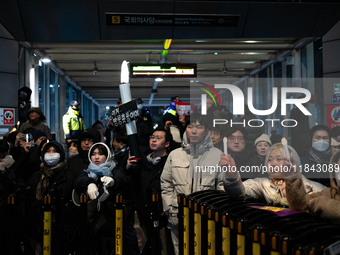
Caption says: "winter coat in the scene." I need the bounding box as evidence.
[223,174,325,206]
[0,160,16,205]
[160,131,225,215]
[68,128,101,176]
[18,107,52,140]
[286,171,340,225]
[301,147,332,187]
[14,144,41,183]
[62,106,85,140]
[75,142,131,197]
[223,144,326,206]
[138,154,169,209]
[27,141,76,202]
[229,144,256,170]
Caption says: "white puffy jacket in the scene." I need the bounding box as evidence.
[160,132,225,215]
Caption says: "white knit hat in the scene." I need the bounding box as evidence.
[254,134,272,147]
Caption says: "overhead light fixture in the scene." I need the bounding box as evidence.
[155,77,163,82]
[41,58,51,63]
[214,52,218,55]
[245,40,257,43]
[93,61,98,75]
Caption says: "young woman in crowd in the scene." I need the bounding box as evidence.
[222,143,326,206]
[74,142,139,255]
[25,141,77,254]
[247,134,272,167]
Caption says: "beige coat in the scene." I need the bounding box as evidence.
[160,132,225,215]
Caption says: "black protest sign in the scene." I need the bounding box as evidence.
[110,100,140,127]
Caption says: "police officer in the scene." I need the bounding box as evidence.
[62,101,85,157]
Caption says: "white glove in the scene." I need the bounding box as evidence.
[101,176,115,187]
[87,183,99,200]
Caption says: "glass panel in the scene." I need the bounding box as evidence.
[49,70,56,133]
[39,64,46,110]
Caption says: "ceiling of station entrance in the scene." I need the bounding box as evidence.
[31,38,298,105]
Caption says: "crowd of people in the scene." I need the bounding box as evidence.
[1,97,340,255]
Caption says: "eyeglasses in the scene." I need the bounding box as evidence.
[229,136,245,143]
[81,138,94,142]
[149,135,164,140]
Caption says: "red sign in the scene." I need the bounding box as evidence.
[327,105,340,129]
[175,102,195,118]
[3,109,14,125]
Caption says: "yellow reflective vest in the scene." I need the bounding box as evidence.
[62,107,85,139]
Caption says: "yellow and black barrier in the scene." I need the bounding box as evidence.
[7,194,16,255]
[179,191,340,255]
[114,194,124,255]
[43,194,52,255]
[150,190,161,255]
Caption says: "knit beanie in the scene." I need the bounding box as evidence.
[254,134,272,147]
[33,130,47,141]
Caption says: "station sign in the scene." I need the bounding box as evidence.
[332,93,340,104]
[110,101,140,127]
[327,105,340,129]
[0,108,15,126]
[335,83,340,93]
[106,13,239,27]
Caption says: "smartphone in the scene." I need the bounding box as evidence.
[25,134,30,142]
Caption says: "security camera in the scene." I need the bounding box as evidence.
[93,68,98,75]
[222,70,227,75]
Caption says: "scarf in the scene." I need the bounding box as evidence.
[85,161,115,181]
[309,147,332,164]
[36,160,67,200]
[112,144,129,159]
[146,152,162,166]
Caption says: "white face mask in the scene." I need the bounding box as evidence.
[137,104,143,109]
[312,140,329,152]
[44,153,61,166]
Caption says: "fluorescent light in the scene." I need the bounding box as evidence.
[245,41,257,43]
[155,78,163,82]
[41,58,51,63]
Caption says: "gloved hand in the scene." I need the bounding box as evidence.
[101,176,115,187]
[87,183,99,200]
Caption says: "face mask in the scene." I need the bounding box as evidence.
[312,140,329,152]
[137,104,143,109]
[44,153,61,166]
